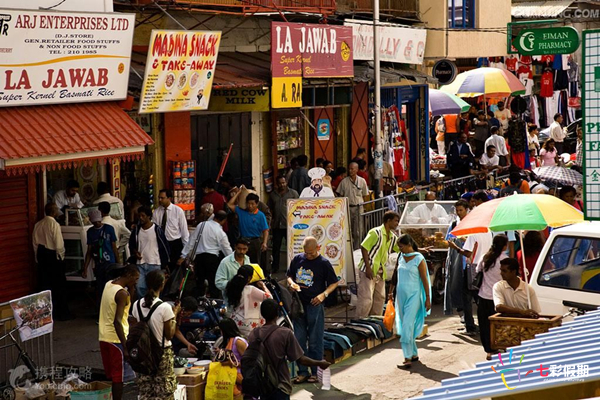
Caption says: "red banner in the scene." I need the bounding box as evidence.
[271,22,353,78]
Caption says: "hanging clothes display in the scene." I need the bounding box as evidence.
[387,105,410,182]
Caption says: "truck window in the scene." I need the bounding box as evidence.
[538,236,600,293]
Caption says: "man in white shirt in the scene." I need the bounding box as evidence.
[336,162,370,250]
[153,189,190,272]
[494,101,511,134]
[33,203,71,320]
[98,202,131,264]
[479,145,501,172]
[93,182,125,220]
[485,127,510,167]
[53,180,84,216]
[407,191,449,224]
[178,210,232,298]
[129,206,170,298]
[549,113,566,154]
[493,258,541,317]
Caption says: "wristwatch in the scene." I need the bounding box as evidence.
[323,291,329,298]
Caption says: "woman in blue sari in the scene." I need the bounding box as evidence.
[395,234,431,369]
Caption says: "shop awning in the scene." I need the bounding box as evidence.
[512,1,573,18]
[0,102,154,175]
[212,52,270,89]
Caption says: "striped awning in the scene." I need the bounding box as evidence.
[512,1,573,18]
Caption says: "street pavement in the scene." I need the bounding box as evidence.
[52,286,487,400]
[291,303,486,400]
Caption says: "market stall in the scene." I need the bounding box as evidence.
[399,200,455,303]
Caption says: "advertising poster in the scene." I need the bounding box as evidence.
[287,198,353,284]
[345,19,426,65]
[140,30,221,113]
[10,291,53,342]
[583,30,600,219]
[271,22,353,109]
[0,8,135,107]
[208,87,269,112]
[317,118,330,140]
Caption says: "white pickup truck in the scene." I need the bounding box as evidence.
[530,222,600,315]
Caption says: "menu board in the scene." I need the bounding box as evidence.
[287,198,353,284]
[139,30,221,113]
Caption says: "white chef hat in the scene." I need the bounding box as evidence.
[308,167,326,180]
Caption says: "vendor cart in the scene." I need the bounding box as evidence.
[61,204,123,282]
[399,201,457,304]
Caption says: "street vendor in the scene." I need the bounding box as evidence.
[406,191,449,224]
[493,258,541,318]
[300,167,335,198]
[53,179,84,216]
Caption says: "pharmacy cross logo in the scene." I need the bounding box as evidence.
[491,349,590,390]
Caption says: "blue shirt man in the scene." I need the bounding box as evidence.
[227,188,269,264]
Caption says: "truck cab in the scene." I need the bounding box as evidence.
[530,222,600,315]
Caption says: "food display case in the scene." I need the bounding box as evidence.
[399,201,457,251]
[61,203,122,282]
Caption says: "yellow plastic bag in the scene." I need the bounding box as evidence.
[383,299,396,332]
[205,361,237,400]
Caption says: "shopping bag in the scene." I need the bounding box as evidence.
[205,361,238,400]
[383,300,396,332]
[466,262,482,292]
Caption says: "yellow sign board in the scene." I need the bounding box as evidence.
[140,30,221,113]
[208,87,270,112]
[272,77,302,109]
[287,198,352,284]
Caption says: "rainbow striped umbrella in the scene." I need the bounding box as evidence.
[440,67,526,98]
[451,194,583,237]
[429,89,471,115]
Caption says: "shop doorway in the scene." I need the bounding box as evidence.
[191,113,253,191]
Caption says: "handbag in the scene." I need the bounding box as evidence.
[205,361,238,400]
[383,300,396,332]
[465,242,482,291]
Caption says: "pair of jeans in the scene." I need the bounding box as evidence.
[95,261,110,305]
[462,271,477,332]
[271,228,286,273]
[37,246,70,320]
[477,298,496,353]
[136,263,161,298]
[194,253,221,298]
[293,303,325,377]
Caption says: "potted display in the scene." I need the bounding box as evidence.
[174,356,187,375]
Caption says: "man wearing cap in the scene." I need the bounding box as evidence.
[336,162,369,250]
[300,168,335,198]
[84,209,118,301]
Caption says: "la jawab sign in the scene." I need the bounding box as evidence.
[0,9,134,107]
[271,22,353,109]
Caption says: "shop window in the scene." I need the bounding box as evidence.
[448,0,475,29]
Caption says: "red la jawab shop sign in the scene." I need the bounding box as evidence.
[0,8,134,107]
[271,22,353,108]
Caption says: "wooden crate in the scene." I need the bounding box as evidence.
[324,348,352,364]
[489,313,562,350]
[366,337,378,349]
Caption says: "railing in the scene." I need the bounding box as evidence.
[171,0,337,15]
[0,304,53,384]
[358,172,510,238]
[337,0,418,15]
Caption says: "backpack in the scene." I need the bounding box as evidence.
[126,300,164,376]
[241,326,280,397]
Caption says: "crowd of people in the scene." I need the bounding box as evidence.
[433,103,583,180]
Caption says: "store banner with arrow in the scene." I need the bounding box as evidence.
[512,26,580,55]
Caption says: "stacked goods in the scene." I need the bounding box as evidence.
[490,313,562,349]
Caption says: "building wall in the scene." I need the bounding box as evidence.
[421,0,511,59]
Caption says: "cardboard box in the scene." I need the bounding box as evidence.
[174,384,187,400]
[351,339,368,356]
[380,334,399,345]
[324,348,352,364]
[185,382,206,400]
[176,373,206,386]
[366,337,378,350]
[15,388,55,400]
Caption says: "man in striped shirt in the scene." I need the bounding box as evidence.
[356,211,401,318]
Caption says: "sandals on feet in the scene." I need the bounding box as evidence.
[411,356,419,362]
[486,353,493,361]
[397,359,412,369]
[307,376,319,383]
[293,375,310,384]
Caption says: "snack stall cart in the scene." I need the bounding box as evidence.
[399,201,456,304]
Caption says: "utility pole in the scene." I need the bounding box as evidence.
[373,0,383,198]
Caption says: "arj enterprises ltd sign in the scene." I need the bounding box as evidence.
[0,9,134,107]
[271,22,353,108]
[512,27,580,56]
